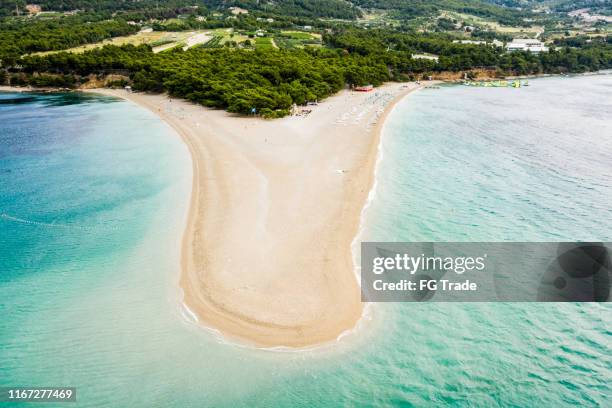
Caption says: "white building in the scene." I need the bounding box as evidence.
[411,53,439,62]
[452,39,504,48]
[507,39,549,53]
[453,40,487,45]
[228,7,248,15]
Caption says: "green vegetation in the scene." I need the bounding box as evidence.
[274,35,321,49]
[254,37,275,49]
[0,0,610,118]
[282,31,316,40]
[352,0,533,26]
[200,35,224,49]
[272,31,322,49]
[150,38,177,48]
[0,14,139,64]
[10,28,611,116]
[554,1,612,15]
[203,0,362,20]
[1,0,209,18]
[14,45,387,116]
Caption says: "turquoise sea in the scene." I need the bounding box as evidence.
[1,75,611,407]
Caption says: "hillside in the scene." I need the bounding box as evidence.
[0,0,610,118]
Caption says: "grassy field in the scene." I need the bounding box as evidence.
[273,31,322,49]
[442,11,544,37]
[32,31,182,55]
[32,30,216,55]
[356,10,400,27]
[31,27,323,54]
[254,37,275,49]
[212,28,250,45]
[280,31,313,40]
[198,35,223,48]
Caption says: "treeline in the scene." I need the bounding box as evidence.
[204,0,362,19]
[1,0,362,20]
[351,0,534,26]
[0,15,139,64]
[29,0,200,12]
[2,0,545,25]
[1,0,27,16]
[325,28,612,73]
[15,45,389,116]
[325,28,501,71]
[554,0,612,15]
[8,28,611,117]
[0,4,344,67]
[0,0,206,16]
[326,29,495,56]
[148,12,337,33]
[0,3,347,60]
[553,35,612,48]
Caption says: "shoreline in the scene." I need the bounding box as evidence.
[1,69,608,97]
[2,70,610,100]
[107,83,426,348]
[2,82,428,348]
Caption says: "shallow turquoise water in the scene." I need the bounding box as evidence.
[1,76,611,407]
[357,73,612,406]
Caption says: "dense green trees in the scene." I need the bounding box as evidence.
[0,0,550,25]
[554,0,612,15]
[1,1,610,118]
[326,28,612,74]
[352,0,533,26]
[204,0,361,19]
[1,0,361,20]
[0,15,139,64]
[0,0,207,16]
[11,28,611,117]
[16,45,389,116]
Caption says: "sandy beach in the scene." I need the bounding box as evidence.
[85,82,426,347]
